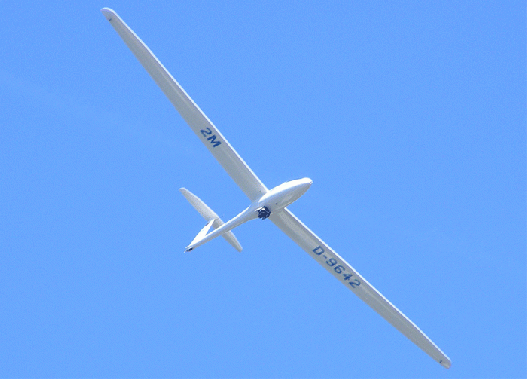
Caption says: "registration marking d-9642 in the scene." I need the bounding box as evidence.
[312,246,361,288]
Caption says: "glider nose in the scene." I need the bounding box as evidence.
[298,177,313,191]
[284,177,312,206]
[299,177,312,195]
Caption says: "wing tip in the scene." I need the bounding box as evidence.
[440,358,452,369]
[101,7,117,21]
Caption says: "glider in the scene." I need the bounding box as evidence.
[101,8,451,369]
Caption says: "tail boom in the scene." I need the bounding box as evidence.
[180,188,243,252]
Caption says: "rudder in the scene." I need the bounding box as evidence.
[179,188,243,252]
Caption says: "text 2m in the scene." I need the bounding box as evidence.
[200,128,221,148]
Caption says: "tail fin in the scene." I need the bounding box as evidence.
[190,219,215,246]
[179,188,243,252]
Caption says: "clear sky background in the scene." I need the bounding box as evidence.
[1,2,525,378]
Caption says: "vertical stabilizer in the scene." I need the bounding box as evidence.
[180,188,243,252]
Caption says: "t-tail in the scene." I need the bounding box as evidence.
[179,188,243,252]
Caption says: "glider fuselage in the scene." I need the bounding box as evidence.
[185,178,312,251]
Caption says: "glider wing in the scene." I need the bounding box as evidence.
[270,208,451,369]
[101,8,267,201]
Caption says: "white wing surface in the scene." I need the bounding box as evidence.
[270,209,451,369]
[101,8,267,201]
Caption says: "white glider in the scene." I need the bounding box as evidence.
[101,8,451,369]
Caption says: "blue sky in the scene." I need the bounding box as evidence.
[1,1,525,378]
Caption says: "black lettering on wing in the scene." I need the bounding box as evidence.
[207,134,221,148]
[200,128,213,137]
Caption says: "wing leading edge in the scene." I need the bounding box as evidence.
[101,8,267,201]
[270,209,451,368]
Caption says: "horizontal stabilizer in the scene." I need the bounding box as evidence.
[180,188,242,252]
